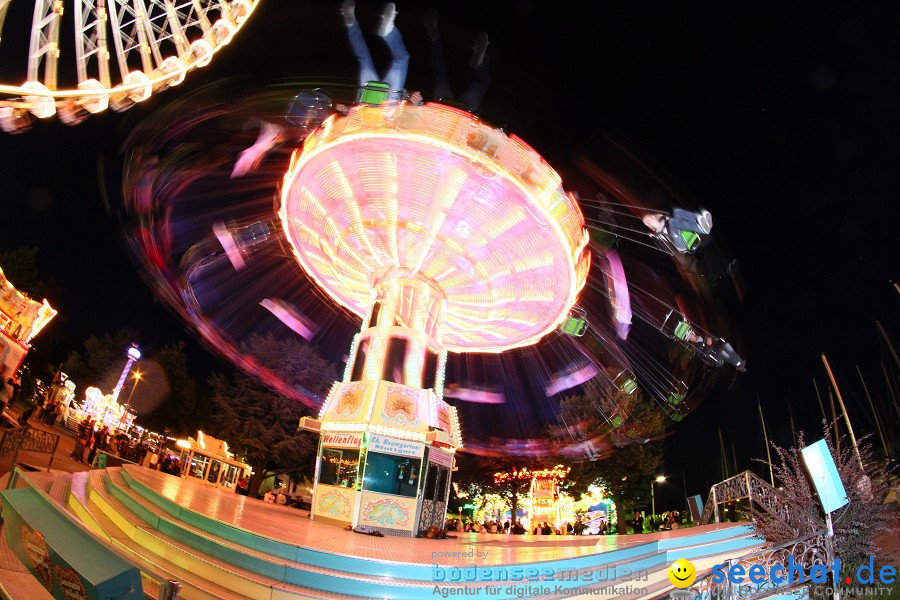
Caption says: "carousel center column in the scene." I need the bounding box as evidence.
[300,272,462,535]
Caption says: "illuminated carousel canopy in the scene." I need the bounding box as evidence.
[280,102,591,353]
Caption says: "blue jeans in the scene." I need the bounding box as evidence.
[666,208,704,252]
[668,208,704,234]
[346,22,408,98]
[429,34,491,112]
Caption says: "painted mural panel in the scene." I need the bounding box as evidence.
[322,382,371,423]
[358,491,416,530]
[314,484,354,521]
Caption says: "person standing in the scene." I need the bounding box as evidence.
[631,511,644,534]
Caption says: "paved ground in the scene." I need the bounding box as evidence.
[126,464,752,567]
[1,404,90,475]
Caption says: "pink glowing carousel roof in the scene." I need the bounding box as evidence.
[279,102,590,353]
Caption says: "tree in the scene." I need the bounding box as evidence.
[208,333,337,497]
[754,425,896,572]
[563,386,666,533]
[453,453,552,525]
[64,328,142,392]
[138,342,209,436]
[0,247,40,295]
[0,246,63,301]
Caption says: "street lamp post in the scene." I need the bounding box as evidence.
[651,475,666,520]
[119,371,142,431]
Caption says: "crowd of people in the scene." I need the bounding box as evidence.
[66,414,181,474]
[261,484,311,509]
[444,511,688,536]
[634,510,684,533]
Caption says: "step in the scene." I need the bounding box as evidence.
[107,469,762,600]
[106,469,428,590]
[118,468,692,599]
[87,470,351,600]
[8,470,166,600]
[71,476,236,600]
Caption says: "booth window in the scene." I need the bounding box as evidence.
[363,452,421,497]
[382,337,408,384]
[423,464,449,501]
[318,448,360,488]
[350,338,370,381]
[187,454,210,480]
[207,460,222,484]
[423,349,439,390]
[222,464,239,488]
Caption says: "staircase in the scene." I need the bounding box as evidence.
[6,466,768,599]
[699,471,824,537]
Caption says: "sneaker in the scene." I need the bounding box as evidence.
[341,0,355,27]
[470,32,489,68]
[424,9,439,41]
[377,2,396,37]
[697,209,713,233]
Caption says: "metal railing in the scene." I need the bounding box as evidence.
[0,425,61,474]
[687,528,828,600]
[700,471,824,537]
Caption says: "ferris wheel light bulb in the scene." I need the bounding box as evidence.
[22,81,56,119]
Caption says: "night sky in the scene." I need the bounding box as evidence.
[1,0,897,510]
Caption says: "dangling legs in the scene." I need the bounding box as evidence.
[380,24,409,96]
[460,33,491,113]
[425,10,453,101]
[342,1,378,86]
[669,207,713,234]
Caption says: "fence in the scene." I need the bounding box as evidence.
[0,426,60,477]
[700,470,824,537]
[689,528,828,600]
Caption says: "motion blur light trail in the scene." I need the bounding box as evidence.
[120,79,744,460]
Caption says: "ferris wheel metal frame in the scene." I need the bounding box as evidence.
[0,0,258,130]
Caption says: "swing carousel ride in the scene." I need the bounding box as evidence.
[119,75,746,462]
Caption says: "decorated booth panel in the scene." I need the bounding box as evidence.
[358,434,425,534]
[313,432,363,523]
[417,446,453,533]
[320,381,371,424]
[314,485,357,523]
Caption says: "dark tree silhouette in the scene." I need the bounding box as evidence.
[64,328,142,392]
[139,342,209,436]
[0,246,63,302]
[208,333,337,497]
[563,388,666,533]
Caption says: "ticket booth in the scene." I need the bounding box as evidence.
[301,382,461,536]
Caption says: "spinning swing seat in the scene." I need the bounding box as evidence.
[358,81,391,105]
[560,307,588,337]
[666,381,688,405]
[612,370,638,395]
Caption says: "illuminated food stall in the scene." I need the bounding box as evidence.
[176,431,251,491]
[79,386,128,429]
[0,265,57,402]
[528,465,569,531]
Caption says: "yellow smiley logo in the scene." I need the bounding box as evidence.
[668,558,697,588]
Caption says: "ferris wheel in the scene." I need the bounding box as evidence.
[0,0,258,132]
